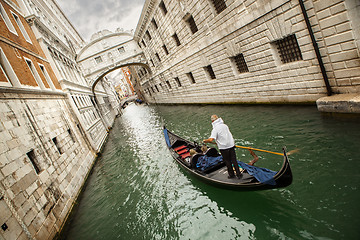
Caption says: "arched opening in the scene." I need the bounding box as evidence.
[91,62,152,93]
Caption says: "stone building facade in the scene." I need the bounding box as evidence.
[22,0,119,152]
[0,0,120,239]
[134,0,360,105]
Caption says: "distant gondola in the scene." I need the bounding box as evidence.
[163,127,292,191]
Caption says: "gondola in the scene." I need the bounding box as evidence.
[163,126,292,191]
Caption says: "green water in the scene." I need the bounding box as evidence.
[63,104,360,239]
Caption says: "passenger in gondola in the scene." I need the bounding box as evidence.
[203,115,242,179]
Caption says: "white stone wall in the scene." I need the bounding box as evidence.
[77,30,143,84]
[135,0,360,104]
[0,92,95,239]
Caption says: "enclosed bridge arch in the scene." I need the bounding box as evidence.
[76,29,151,93]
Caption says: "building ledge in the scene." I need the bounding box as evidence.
[316,94,360,113]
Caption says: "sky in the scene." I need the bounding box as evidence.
[57,0,146,42]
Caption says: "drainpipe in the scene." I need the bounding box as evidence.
[299,0,332,96]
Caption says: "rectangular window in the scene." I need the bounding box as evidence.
[174,77,181,87]
[155,85,159,92]
[159,1,168,15]
[25,58,45,88]
[162,45,169,55]
[146,30,152,41]
[39,64,55,90]
[27,150,41,174]
[95,56,103,64]
[210,0,227,14]
[0,48,20,87]
[172,33,181,46]
[150,59,155,67]
[0,3,17,34]
[185,15,198,34]
[166,80,171,89]
[118,47,125,53]
[12,12,32,43]
[141,40,146,48]
[152,18,158,29]
[204,65,216,79]
[68,129,75,142]
[274,34,303,64]
[52,137,62,154]
[231,53,249,74]
[186,72,196,84]
[155,53,161,62]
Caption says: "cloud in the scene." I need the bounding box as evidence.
[57,0,145,41]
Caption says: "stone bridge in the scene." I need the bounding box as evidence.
[76,30,151,92]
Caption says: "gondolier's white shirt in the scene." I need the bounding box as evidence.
[210,118,235,150]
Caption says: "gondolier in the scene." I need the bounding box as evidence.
[203,115,242,179]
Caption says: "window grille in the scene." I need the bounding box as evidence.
[152,18,158,29]
[166,80,171,89]
[204,65,216,79]
[172,33,181,46]
[118,47,125,53]
[186,15,198,34]
[187,72,196,84]
[231,53,249,73]
[159,1,168,15]
[274,34,303,64]
[175,77,181,87]
[95,56,102,64]
[163,45,169,55]
[210,0,227,14]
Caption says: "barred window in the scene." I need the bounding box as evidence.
[210,0,227,14]
[118,47,125,53]
[159,1,168,15]
[187,72,196,84]
[185,15,198,34]
[204,65,216,79]
[274,34,303,64]
[175,77,181,87]
[146,30,152,41]
[166,80,171,89]
[155,53,161,62]
[163,45,169,55]
[152,18,158,29]
[172,33,181,46]
[231,53,249,74]
[95,56,103,64]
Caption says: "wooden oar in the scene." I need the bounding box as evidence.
[235,145,299,156]
[235,145,283,156]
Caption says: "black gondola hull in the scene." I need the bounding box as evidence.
[164,127,293,191]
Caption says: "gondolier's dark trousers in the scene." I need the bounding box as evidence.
[220,146,242,177]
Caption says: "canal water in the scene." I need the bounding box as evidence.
[63,103,360,240]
